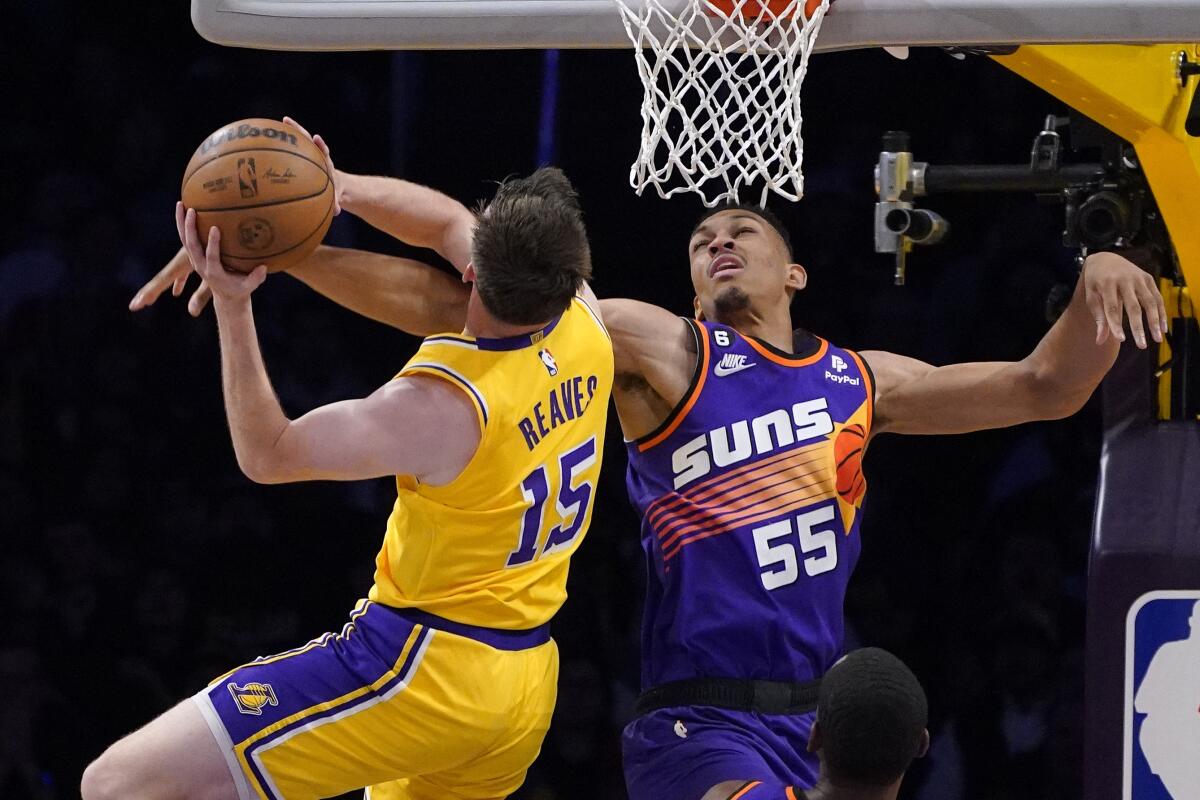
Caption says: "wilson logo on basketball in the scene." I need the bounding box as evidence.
[198,123,299,156]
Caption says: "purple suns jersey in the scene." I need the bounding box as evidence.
[626,320,875,689]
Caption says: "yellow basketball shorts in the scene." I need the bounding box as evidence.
[192,600,559,800]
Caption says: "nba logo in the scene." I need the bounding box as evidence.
[539,348,559,377]
[1124,590,1200,799]
[237,157,259,198]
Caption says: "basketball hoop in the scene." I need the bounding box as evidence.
[613,0,831,207]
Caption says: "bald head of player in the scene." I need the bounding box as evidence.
[803,648,930,800]
[687,203,804,326]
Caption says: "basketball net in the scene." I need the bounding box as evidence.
[613,0,831,207]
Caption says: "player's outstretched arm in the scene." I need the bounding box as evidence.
[131,240,469,336]
[178,205,477,485]
[337,172,475,273]
[282,116,475,271]
[864,251,1165,436]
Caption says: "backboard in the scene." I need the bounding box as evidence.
[191,0,1200,52]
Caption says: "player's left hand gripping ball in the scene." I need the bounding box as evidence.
[178,203,267,302]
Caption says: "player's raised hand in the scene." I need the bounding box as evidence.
[129,209,215,316]
[178,205,267,304]
[1082,251,1168,350]
[283,116,342,216]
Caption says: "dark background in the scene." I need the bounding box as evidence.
[1,4,1103,798]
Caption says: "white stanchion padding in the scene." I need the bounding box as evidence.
[614,0,829,206]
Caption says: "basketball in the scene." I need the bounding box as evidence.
[834,423,867,506]
[180,118,334,273]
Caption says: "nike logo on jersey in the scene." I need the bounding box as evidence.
[714,353,756,377]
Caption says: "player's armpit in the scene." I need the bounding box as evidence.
[600,298,697,439]
[600,298,694,388]
[863,350,1080,436]
[247,376,479,485]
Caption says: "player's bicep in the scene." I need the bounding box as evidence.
[600,298,694,388]
[268,377,479,483]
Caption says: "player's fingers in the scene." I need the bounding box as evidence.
[182,208,207,272]
[174,201,186,245]
[282,116,313,141]
[248,265,269,290]
[1149,274,1169,337]
[1136,276,1165,345]
[1102,291,1126,344]
[188,281,213,317]
[1122,284,1147,349]
[130,253,184,310]
[309,134,343,215]
[205,224,222,273]
[171,273,188,297]
[1085,285,1107,345]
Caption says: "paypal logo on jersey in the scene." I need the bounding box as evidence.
[825,354,860,386]
[670,398,834,489]
[1125,591,1200,800]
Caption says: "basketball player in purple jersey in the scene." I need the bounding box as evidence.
[138,165,1164,800]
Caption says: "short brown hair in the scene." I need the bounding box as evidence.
[471,167,592,326]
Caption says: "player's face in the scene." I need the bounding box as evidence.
[688,210,800,321]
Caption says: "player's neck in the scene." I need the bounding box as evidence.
[718,305,794,352]
[462,298,553,340]
[804,777,901,800]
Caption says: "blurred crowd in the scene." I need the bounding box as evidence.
[2,4,1101,799]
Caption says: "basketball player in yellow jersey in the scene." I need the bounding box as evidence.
[83,165,613,800]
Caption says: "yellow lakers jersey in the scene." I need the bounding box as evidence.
[368,297,613,630]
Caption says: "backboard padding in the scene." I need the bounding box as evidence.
[192,0,1200,51]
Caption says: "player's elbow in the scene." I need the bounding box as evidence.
[1023,362,1096,420]
[236,450,292,485]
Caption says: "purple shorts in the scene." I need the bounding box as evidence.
[621,705,818,800]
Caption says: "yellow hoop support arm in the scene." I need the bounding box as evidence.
[993,44,1200,289]
[995,44,1200,420]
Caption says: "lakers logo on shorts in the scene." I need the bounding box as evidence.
[228,681,278,715]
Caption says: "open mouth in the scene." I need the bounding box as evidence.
[708,254,745,279]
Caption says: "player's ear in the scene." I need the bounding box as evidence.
[807,719,822,753]
[693,296,705,321]
[915,728,930,759]
[463,262,477,284]
[785,262,807,293]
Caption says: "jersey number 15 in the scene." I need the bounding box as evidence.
[507,437,598,567]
